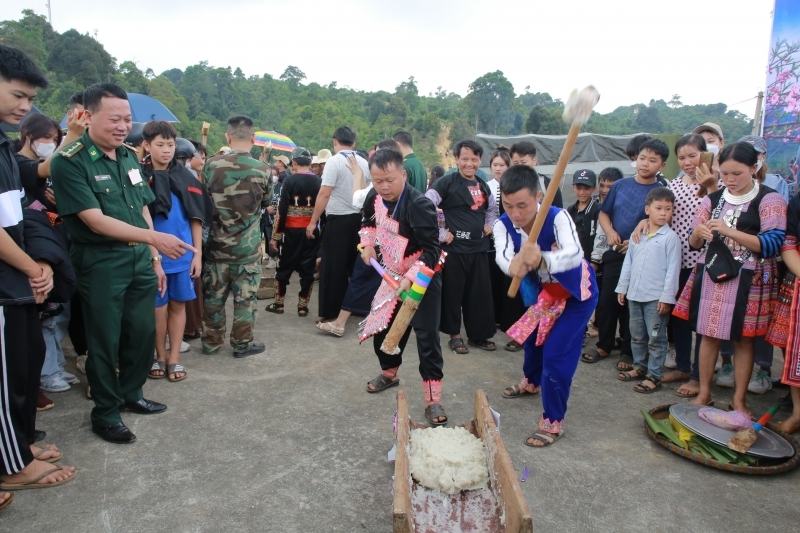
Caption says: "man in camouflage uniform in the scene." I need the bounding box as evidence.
[202,115,272,357]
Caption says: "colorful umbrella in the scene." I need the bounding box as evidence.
[255,131,296,152]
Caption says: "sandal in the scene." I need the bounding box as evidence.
[265,303,284,314]
[148,361,166,379]
[0,492,12,512]
[580,348,608,364]
[616,355,634,371]
[0,466,76,490]
[366,374,399,393]
[675,383,700,398]
[503,384,540,398]
[425,403,448,426]
[524,431,563,448]
[167,364,187,383]
[316,321,344,337]
[618,367,646,381]
[504,341,522,352]
[468,339,496,351]
[448,338,469,354]
[297,306,309,317]
[32,446,62,464]
[634,375,662,394]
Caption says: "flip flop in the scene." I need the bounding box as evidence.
[468,339,496,351]
[524,431,563,448]
[0,492,12,512]
[33,446,62,464]
[167,364,187,383]
[581,349,608,364]
[504,341,523,352]
[366,374,399,393]
[425,403,448,426]
[0,466,76,490]
[503,384,540,398]
[148,361,166,379]
[316,322,344,337]
[675,386,699,398]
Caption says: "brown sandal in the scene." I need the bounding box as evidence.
[167,364,186,382]
[148,361,166,379]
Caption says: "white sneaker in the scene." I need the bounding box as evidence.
[76,354,88,374]
[61,371,80,385]
[715,363,735,388]
[180,341,190,353]
[747,368,773,394]
[266,258,277,269]
[664,347,677,369]
[715,355,722,371]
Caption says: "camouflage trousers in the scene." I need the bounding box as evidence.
[202,259,262,353]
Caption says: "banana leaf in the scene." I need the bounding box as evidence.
[642,410,686,449]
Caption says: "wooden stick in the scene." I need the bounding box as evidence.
[392,390,413,533]
[380,266,434,355]
[508,122,582,297]
[201,121,210,147]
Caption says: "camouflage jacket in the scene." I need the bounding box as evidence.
[202,149,272,263]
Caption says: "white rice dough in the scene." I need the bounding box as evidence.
[408,426,489,495]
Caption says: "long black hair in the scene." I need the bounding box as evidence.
[13,113,63,152]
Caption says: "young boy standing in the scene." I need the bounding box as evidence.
[566,169,599,261]
[592,140,667,370]
[494,166,598,447]
[615,188,680,393]
[142,121,211,382]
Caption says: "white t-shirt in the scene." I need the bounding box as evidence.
[320,150,371,216]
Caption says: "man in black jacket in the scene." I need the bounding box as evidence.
[0,44,76,497]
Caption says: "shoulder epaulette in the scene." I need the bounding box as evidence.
[122,144,138,153]
[58,141,84,158]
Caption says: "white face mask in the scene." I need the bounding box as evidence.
[32,141,56,159]
[706,144,720,156]
[630,161,637,168]
[272,175,279,184]
[756,160,763,173]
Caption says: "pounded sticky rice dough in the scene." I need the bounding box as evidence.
[408,426,489,494]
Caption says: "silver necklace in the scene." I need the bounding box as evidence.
[722,180,758,205]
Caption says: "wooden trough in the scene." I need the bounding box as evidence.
[393,389,533,533]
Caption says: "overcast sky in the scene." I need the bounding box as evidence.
[2,0,776,117]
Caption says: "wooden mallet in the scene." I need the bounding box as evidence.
[201,121,210,146]
[508,85,600,298]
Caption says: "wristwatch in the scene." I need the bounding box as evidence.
[151,255,163,263]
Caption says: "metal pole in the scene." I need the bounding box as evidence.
[46,0,51,24]
[752,91,764,135]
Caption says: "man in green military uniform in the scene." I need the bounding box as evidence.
[51,83,195,444]
[202,115,272,358]
[393,130,428,193]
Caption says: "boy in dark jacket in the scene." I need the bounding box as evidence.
[566,169,600,262]
[141,121,211,382]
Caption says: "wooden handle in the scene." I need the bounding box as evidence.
[508,123,583,297]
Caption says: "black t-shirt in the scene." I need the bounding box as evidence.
[431,172,490,254]
[567,198,600,261]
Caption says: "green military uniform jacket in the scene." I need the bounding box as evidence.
[403,152,428,193]
[202,149,272,264]
[51,130,155,245]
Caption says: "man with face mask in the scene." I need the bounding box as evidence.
[201,115,272,358]
[51,83,195,444]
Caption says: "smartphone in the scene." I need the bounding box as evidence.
[699,151,714,173]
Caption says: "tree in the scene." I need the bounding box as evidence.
[116,61,149,94]
[525,105,566,135]
[668,94,683,108]
[448,118,476,146]
[0,10,49,68]
[46,29,116,86]
[464,70,516,134]
[280,65,306,82]
[161,68,183,86]
[395,76,420,112]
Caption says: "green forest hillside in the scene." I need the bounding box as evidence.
[1,10,754,167]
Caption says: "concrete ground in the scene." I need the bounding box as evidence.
[5,282,798,533]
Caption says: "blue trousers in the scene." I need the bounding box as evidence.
[523,289,598,425]
[40,303,70,381]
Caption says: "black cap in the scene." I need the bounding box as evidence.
[124,123,144,147]
[291,147,312,160]
[175,138,198,160]
[572,169,597,186]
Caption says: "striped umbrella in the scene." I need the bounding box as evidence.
[254,131,297,152]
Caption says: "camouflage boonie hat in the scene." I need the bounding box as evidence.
[291,147,312,160]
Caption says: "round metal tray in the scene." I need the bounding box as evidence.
[644,404,800,475]
[669,403,795,459]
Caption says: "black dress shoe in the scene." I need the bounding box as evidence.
[33,429,46,443]
[233,342,266,358]
[92,422,136,444]
[124,398,167,415]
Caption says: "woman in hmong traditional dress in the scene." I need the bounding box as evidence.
[767,192,800,433]
[674,142,787,413]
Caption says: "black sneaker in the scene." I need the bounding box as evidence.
[233,342,266,358]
